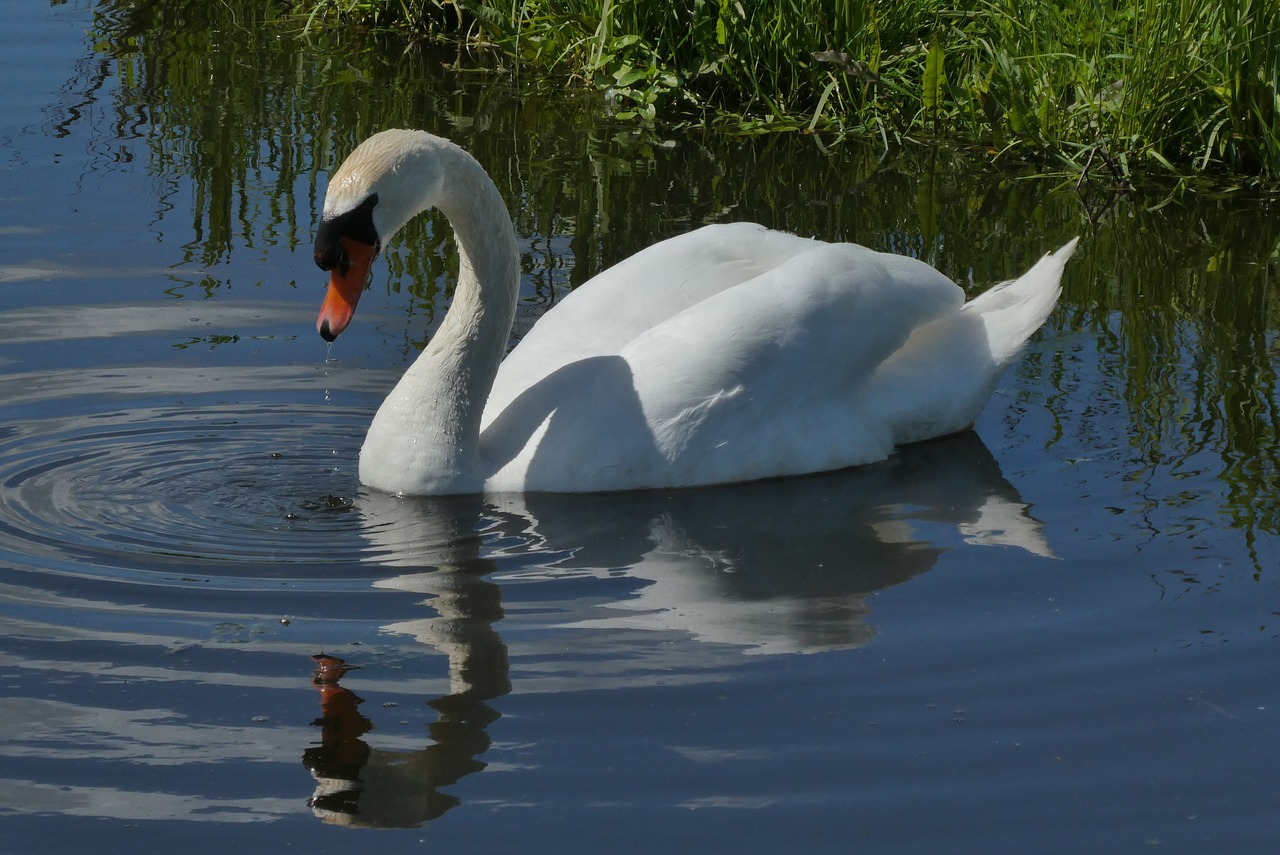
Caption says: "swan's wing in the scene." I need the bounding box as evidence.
[619,240,963,454]
[529,222,816,351]
[485,223,815,419]
[480,230,965,490]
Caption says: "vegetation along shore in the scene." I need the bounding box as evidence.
[299,0,1280,184]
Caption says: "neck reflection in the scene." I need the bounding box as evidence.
[304,494,510,827]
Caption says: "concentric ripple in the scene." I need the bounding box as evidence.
[0,399,378,578]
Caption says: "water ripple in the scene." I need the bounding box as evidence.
[0,394,378,581]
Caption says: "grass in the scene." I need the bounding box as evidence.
[298,0,1280,182]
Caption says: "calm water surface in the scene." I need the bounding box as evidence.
[2,3,1279,853]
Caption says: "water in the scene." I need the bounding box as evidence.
[3,2,1279,852]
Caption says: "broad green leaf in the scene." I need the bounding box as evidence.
[614,67,647,88]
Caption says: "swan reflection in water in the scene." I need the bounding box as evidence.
[303,499,509,828]
[302,430,1052,826]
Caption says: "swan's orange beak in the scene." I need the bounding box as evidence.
[317,238,376,342]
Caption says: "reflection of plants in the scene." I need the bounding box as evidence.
[172,334,242,350]
[89,2,325,268]
[1049,193,1280,550]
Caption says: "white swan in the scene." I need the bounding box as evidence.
[314,129,1077,496]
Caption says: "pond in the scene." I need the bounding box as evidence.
[2,2,1279,852]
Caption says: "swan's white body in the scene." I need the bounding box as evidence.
[315,129,1077,496]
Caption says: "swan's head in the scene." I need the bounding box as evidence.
[314,129,449,342]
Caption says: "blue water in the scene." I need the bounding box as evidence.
[2,3,1278,853]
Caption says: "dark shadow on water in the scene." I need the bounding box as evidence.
[301,430,1050,827]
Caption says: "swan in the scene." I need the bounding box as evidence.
[314,128,1077,496]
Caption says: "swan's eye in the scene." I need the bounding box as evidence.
[313,193,380,274]
[314,241,345,273]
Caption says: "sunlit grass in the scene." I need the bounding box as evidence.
[300,0,1278,180]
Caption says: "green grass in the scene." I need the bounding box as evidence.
[299,0,1279,181]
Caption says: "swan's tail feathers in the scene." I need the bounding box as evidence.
[967,237,1079,369]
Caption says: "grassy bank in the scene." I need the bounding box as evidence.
[303,0,1280,182]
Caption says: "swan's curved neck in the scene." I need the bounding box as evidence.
[360,139,519,495]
